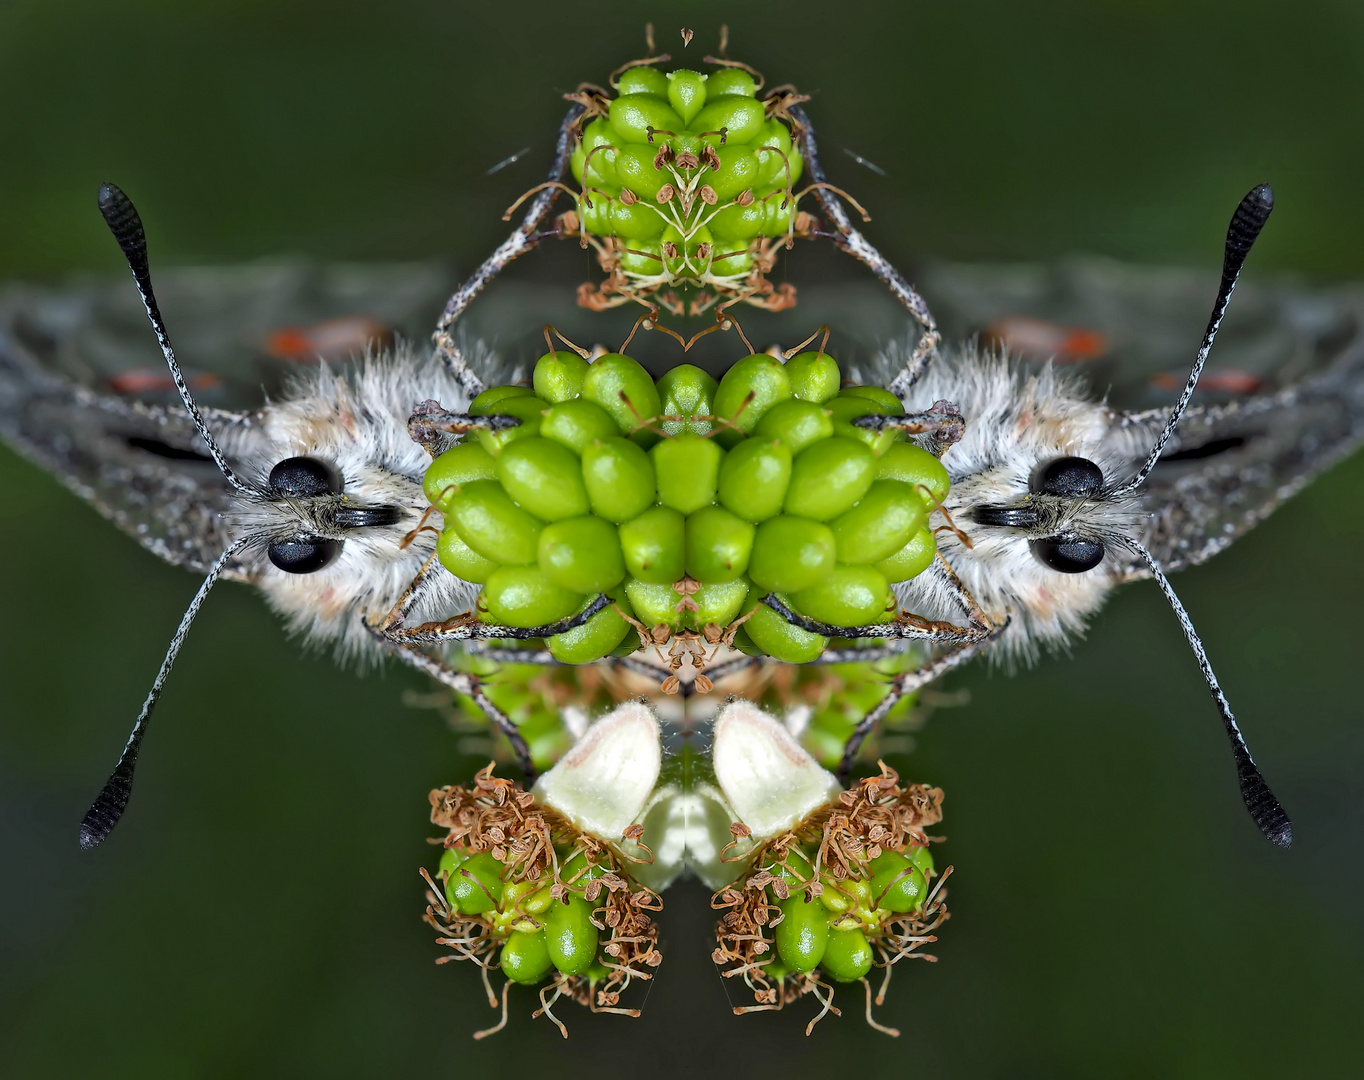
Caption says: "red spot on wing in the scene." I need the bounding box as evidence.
[983,316,1109,363]
[1150,369,1263,394]
[107,369,223,394]
[264,316,391,362]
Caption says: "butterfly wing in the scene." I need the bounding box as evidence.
[0,261,458,575]
[919,259,1364,574]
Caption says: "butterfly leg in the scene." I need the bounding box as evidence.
[431,103,588,394]
[835,627,1005,782]
[758,593,989,647]
[787,104,941,397]
[365,626,538,779]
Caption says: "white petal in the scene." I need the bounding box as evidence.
[532,700,662,841]
[711,699,841,841]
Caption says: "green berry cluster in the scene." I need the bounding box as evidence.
[569,63,804,304]
[427,771,662,1024]
[714,768,947,1022]
[764,843,936,984]
[424,348,950,665]
[438,845,608,987]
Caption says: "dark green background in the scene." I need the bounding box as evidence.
[2,1,1362,1076]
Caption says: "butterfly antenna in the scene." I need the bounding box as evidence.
[97,183,252,495]
[1114,183,1274,497]
[79,537,250,849]
[1127,540,1292,847]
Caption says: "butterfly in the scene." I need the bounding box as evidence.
[1,92,1360,860]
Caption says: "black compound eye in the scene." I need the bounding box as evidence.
[268,456,342,498]
[267,537,342,574]
[1031,536,1105,573]
[1033,456,1104,498]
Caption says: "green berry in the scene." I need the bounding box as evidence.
[537,515,626,593]
[839,385,904,413]
[656,364,718,434]
[437,527,499,583]
[771,847,816,886]
[792,565,892,626]
[706,201,764,242]
[616,241,664,276]
[653,433,724,514]
[609,93,685,143]
[820,927,874,983]
[718,437,791,522]
[785,351,841,403]
[481,566,584,628]
[446,479,542,564]
[582,353,662,446]
[448,851,504,916]
[685,505,754,583]
[707,143,761,202]
[474,395,546,456]
[544,893,600,977]
[743,587,827,662]
[784,437,876,520]
[705,68,757,97]
[712,354,793,439]
[558,850,607,887]
[868,851,929,914]
[693,577,751,627]
[613,144,670,199]
[577,190,614,235]
[624,578,683,629]
[532,350,590,403]
[909,844,935,879]
[423,442,497,510]
[496,437,590,521]
[467,384,536,415]
[611,197,667,241]
[827,396,901,456]
[830,480,928,564]
[577,118,620,187]
[615,66,669,96]
[748,515,836,593]
[876,441,951,509]
[581,436,657,522]
[875,526,937,583]
[763,191,796,235]
[619,505,685,583]
[666,68,708,126]
[692,95,765,143]
[547,586,633,664]
[540,399,620,454]
[754,399,834,454]
[500,929,554,985]
[438,846,466,910]
[753,119,795,186]
[774,893,829,973]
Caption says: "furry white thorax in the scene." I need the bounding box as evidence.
[866,342,1158,664]
[213,344,489,662]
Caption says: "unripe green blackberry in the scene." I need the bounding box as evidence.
[566,56,810,309]
[423,346,951,662]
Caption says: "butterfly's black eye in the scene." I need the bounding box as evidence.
[1031,536,1105,573]
[267,537,341,574]
[268,456,342,498]
[1033,456,1104,498]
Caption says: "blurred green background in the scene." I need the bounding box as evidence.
[2,1,1362,1075]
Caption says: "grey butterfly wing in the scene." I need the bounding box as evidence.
[920,256,1360,409]
[0,261,459,575]
[919,258,1364,575]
